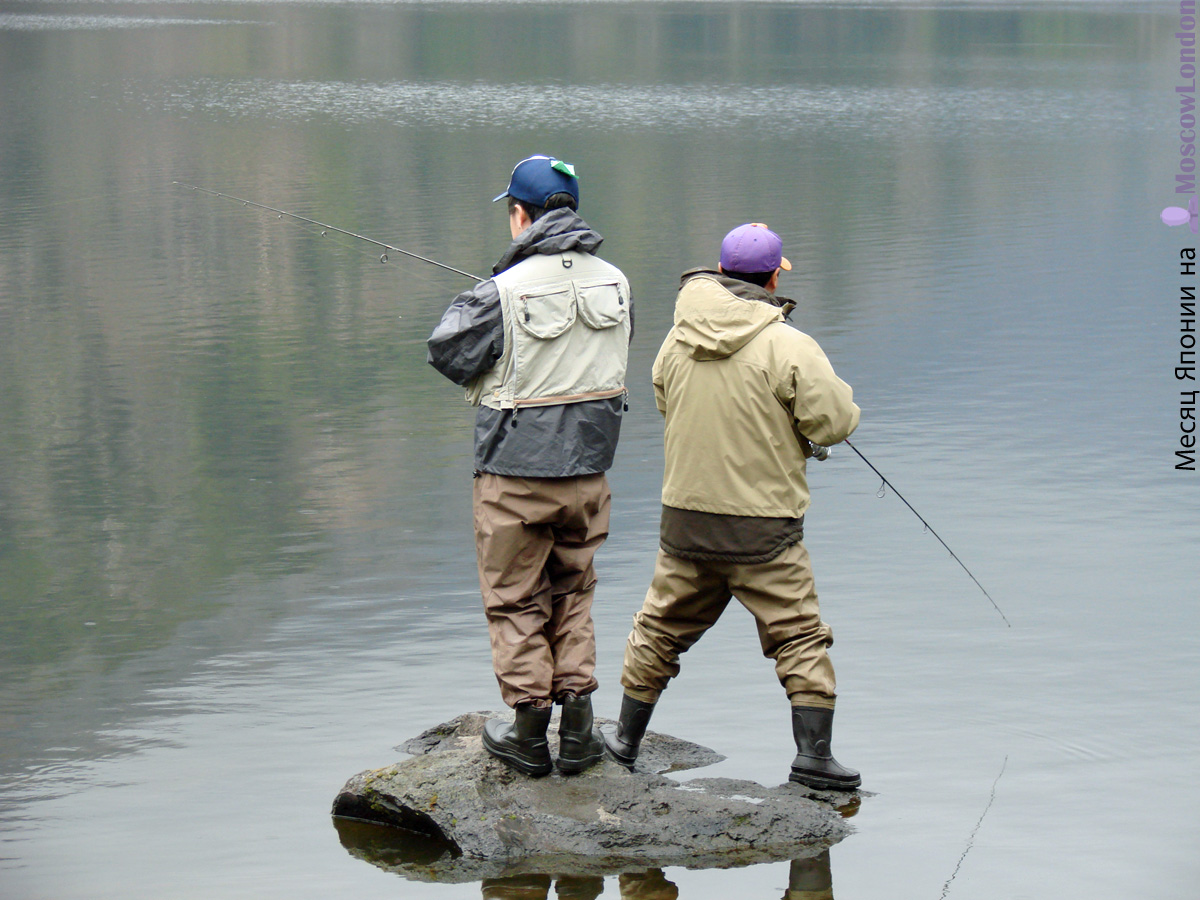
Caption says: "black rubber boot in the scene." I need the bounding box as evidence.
[482,703,553,777]
[788,705,861,791]
[556,693,605,775]
[602,694,656,770]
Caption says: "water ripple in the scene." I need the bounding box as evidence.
[142,77,1150,136]
[0,14,257,30]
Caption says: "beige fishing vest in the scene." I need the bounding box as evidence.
[465,251,631,410]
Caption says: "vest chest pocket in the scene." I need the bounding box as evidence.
[516,285,576,340]
[575,279,627,330]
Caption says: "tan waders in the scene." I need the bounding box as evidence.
[619,542,836,708]
[613,542,858,787]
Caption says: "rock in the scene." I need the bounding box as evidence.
[331,712,856,882]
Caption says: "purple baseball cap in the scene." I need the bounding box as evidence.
[492,155,580,207]
[720,223,792,274]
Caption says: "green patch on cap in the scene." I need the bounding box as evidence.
[550,159,577,179]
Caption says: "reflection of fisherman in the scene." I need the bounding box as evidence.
[618,869,680,899]
[481,873,603,900]
[480,868,678,900]
[427,155,632,778]
[783,851,834,900]
[477,859,828,899]
[603,224,861,790]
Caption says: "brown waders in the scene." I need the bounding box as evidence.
[474,472,609,775]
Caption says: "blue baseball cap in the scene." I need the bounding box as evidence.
[720,223,792,274]
[492,155,580,207]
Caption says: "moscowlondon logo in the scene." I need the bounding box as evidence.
[1169,4,1199,230]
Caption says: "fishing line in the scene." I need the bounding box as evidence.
[938,756,1008,899]
[844,438,1010,627]
[174,182,484,283]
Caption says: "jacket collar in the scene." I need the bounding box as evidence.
[680,267,796,319]
[493,209,604,275]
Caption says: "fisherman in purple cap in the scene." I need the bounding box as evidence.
[603,223,863,791]
[427,155,632,777]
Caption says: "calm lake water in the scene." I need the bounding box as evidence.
[1,1,1196,897]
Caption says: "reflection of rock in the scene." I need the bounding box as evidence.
[332,712,853,883]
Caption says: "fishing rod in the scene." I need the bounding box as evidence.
[838,438,1011,627]
[174,182,484,283]
[179,180,1003,622]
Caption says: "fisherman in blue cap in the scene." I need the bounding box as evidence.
[427,155,633,777]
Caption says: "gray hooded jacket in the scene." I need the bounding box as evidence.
[427,209,633,477]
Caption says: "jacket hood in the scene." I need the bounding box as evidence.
[493,208,604,275]
[673,268,786,361]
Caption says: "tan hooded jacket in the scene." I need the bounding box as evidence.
[653,269,860,520]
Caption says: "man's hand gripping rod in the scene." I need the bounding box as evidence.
[810,438,1009,626]
[174,182,484,283]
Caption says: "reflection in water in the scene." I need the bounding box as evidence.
[335,816,836,899]
[615,870,678,900]
[783,851,833,900]
[480,870,675,900]
[144,76,1151,137]
[333,817,459,869]
[447,861,840,900]
[482,873,606,900]
[834,794,861,819]
[0,14,244,31]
